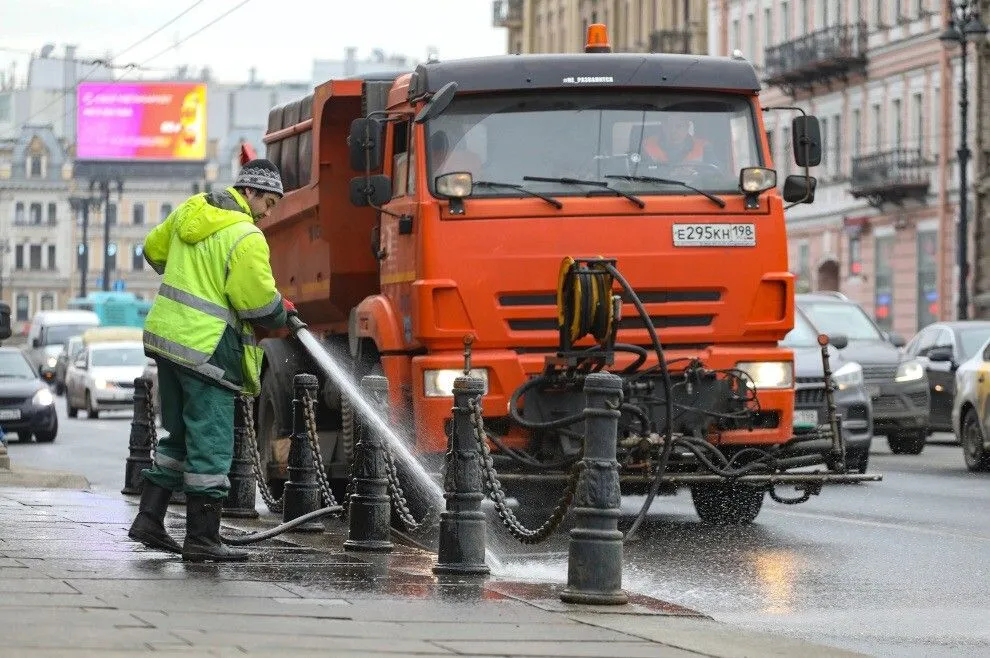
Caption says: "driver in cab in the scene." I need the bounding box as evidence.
[641,115,713,166]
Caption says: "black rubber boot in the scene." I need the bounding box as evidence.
[128,481,182,554]
[182,494,249,562]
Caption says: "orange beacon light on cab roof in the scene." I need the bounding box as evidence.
[585,24,612,53]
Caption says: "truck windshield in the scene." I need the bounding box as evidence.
[426,90,762,199]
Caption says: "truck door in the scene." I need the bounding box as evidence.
[378,119,419,348]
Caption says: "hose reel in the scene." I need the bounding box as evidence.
[556,257,620,356]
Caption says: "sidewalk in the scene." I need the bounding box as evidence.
[0,483,865,657]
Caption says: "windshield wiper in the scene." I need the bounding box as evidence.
[472,181,563,209]
[522,176,645,209]
[604,175,726,208]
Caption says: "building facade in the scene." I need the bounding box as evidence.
[711,0,969,338]
[972,0,990,316]
[494,0,709,55]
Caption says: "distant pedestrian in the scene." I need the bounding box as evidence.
[127,159,300,562]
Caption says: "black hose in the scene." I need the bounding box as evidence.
[508,375,588,431]
[485,429,582,470]
[219,505,343,545]
[601,263,675,543]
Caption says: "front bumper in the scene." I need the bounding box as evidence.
[794,385,873,451]
[92,387,135,409]
[868,378,930,435]
[0,402,57,434]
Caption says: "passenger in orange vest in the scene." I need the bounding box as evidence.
[642,116,711,165]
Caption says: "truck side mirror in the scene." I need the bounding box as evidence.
[349,175,392,207]
[348,118,384,172]
[792,115,822,167]
[782,175,817,203]
[414,82,458,124]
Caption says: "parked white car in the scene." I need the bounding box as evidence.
[65,341,150,419]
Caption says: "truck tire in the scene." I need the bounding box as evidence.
[887,430,926,455]
[691,484,764,525]
[256,371,288,500]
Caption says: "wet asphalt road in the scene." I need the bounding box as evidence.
[7,398,990,658]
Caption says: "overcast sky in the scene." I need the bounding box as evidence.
[0,0,509,84]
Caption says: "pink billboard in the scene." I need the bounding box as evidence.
[76,82,208,161]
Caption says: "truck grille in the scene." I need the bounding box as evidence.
[862,365,897,381]
[507,315,713,331]
[907,391,928,408]
[795,387,826,406]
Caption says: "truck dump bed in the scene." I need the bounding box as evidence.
[259,75,400,331]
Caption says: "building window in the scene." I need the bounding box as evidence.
[874,235,895,330]
[132,245,145,271]
[849,235,863,276]
[796,243,811,292]
[917,231,938,330]
[874,0,883,26]
[133,203,145,226]
[106,242,118,272]
[29,203,42,225]
[40,293,54,311]
[781,1,791,40]
[800,0,808,30]
[15,294,28,321]
[106,203,117,226]
[160,203,173,221]
[29,245,42,270]
[852,108,861,156]
[763,8,772,55]
[821,117,830,176]
[832,113,842,175]
[47,245,56,271]
[912,92,924,151]
[747,14,756,60]
[14,202,24,225]
[28,155,42,178]
[14,244,23,270]
[731,19,740,52]
[47,202,57,225]
[872,103,882,149]
[892,98,902,146]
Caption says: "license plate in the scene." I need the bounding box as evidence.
[794,409,818,426]
[0,408,21,421]
[673,223,756,247]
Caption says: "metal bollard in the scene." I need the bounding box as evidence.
[223,398,260,518]
[122,377,155,495]
[281,373,324,531]
[560,372,628,605]
[433,376,490,576]
[343,375,394,553]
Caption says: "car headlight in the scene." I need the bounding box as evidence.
[94,378,114,390]
[735,361,793,389]
[832,362,863,391]
[424,368,489,397]
[46,357,58,368]
[895,359,924,382]
[32,388,55,407]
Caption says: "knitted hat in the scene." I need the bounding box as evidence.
[234,159,284,197]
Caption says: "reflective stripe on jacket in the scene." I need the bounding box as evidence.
[644,136,708,163]
[142,187,283,396]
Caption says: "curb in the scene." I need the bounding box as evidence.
[0,465,90,489]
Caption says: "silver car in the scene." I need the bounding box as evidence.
[64,341,150,419]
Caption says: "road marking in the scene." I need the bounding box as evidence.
[767,507,990,542]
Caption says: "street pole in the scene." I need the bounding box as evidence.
[102,181,111,293]
[80,202,89,298]
[958,40,970,320]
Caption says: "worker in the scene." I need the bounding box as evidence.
[127,158,300,563]
[642,115,712,165]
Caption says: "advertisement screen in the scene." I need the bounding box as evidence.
[76,82,207,161]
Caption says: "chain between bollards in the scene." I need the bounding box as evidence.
[122,376,155,496]
[560,372,628,605]
[434,375,490,576]
[344,375,394,553]
[282,373,325,532]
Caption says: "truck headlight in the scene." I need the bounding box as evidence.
[32,388,54,407]
[895,359,924,382]
[832,362,863,391]
[424,368,489,397]
[735,361,793,389]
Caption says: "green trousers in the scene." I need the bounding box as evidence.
[142,359,236,499]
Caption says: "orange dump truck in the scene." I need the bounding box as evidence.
[251,27,856,525]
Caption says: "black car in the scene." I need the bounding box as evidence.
[903,321,990,434]
[796,293,930,455]
[0,347,58,442]
[782,308,874,473]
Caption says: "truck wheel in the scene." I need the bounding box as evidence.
[887,431,926,455]
[256,373,288,500]
[691,484,764,525]
[961,409,990,472]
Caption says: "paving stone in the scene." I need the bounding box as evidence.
[167,629,453,654]
[95,594,353,618]
[66,578,298,599]
[0,592,114,608]
[0,625,185,650]
[0,578,78,593]
[0,607,152,628]
[435,640,703,657]
[0,566,47,579]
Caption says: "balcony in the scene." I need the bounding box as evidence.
[649,29,694,55]
[492,0,522,28]
[763,22,868,94]
[849,148,933,209]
